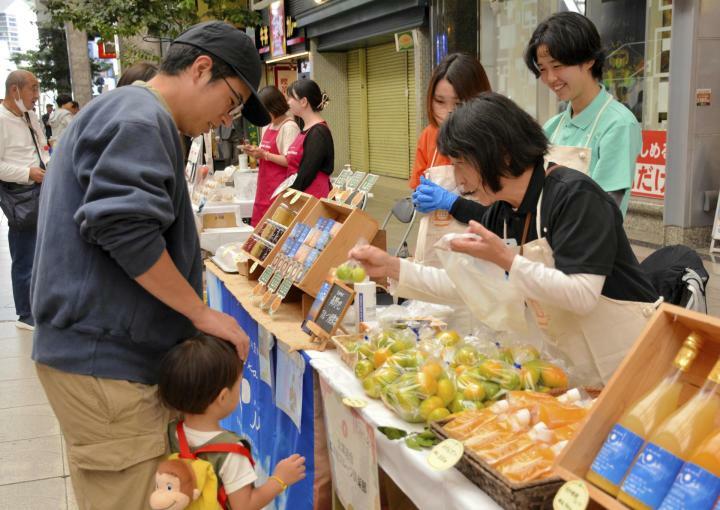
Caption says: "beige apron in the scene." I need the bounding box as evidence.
[545,95,613,174]
[520,184,659,386]
[414,149,468,267]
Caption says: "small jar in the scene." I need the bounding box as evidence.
[261,222,274,239]
[272,204,296,227]
[250,241,264,258]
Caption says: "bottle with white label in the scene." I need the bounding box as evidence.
[587,333,703,496]
[658,426,720,510]
[618,356,720,510]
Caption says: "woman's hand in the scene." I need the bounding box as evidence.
[348,245,400,280]
[450,220,516,272]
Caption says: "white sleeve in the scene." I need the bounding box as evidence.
[219,451,258,495]
[276,121,300,155]
[508,255,605,315]
[393,258,466,306]
[0,124,30,183]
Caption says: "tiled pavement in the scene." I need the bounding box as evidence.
[0,176,717,509]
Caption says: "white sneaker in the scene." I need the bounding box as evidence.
[15,318,34,331]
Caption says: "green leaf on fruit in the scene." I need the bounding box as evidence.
[377,426,408,440]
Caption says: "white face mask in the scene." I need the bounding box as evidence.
[14,90,28,114]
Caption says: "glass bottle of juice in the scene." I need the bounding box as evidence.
[586,332,703,496]
[658,427,720,510]
[618,356,720,510]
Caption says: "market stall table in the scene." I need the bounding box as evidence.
[205,261,501,510]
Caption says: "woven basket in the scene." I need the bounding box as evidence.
[430,387,603,509]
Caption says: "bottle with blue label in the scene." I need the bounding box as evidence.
[586,333,703,496]
[659,427,720,510]
[618,356,720,510]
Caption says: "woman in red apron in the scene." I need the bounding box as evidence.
[284,79,334,198]
[246,86,300,226]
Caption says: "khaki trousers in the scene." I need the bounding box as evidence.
[36,363,170,510]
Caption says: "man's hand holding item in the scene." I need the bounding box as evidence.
[348,245,400,281]
[29,166,44,183]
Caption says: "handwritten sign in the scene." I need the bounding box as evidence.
[333,168,354,189]
[319,377,381,510]
[258,266,275,285]
[276,277,294,299]
[553,480,590,510]
[631,130,666,199]
[427,439,464,471]
[358,174,379,194]
[267,272,283,293]
[311,281,354,337]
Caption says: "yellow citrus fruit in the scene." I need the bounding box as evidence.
[422,361,444,380]
[436,330,461,347]
[463,383,486,401]
[373,347,391,368]
[416,372,438,397]
[419,396,444,420]
[437,378,456,406]
[427,407,451,423]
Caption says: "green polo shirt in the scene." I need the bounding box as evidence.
[543,85,641,216]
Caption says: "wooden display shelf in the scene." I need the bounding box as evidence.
[555,303,720,509]
[296,199,379,297]
[240,191,317,269]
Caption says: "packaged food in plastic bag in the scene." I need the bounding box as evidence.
[361,364,403,399]
[434,232,528,333]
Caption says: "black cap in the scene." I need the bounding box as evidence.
[173,21,270,126]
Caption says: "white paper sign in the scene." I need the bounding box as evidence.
[275,346,304,430]
[258,325,274,388]
[319,377,381,510]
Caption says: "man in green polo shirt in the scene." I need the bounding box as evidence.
[525,11,641,216]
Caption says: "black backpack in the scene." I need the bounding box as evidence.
[639,245,709,313]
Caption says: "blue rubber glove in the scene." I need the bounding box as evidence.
[412,176,459,213]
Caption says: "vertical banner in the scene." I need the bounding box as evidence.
[632,130,667,199]
[319,377,381,510]
[218,284,316,510]
[269,0,286,58]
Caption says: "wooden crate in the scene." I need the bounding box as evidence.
[296,199,379,297]
[555,303,720,509]
[241,192,317,268]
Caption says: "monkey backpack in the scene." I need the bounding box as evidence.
[152,419,255,510]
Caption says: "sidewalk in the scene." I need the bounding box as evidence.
[0,218,77,509]
[0,179,717,509]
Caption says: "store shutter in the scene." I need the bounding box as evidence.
[366,43,413,179]
[347,49,369,172]
[407,50,417,169]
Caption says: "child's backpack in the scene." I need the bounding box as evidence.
[165,420,255,510]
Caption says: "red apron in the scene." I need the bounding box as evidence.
[251,121,292,226]
[285,123,331,199]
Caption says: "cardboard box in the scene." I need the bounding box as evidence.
[555,303,720,509]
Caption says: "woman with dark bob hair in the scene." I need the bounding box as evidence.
[350,92,658,386]
[243,86,300,225]
[284,79,334,198]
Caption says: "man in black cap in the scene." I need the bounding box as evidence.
[30,21,269,509]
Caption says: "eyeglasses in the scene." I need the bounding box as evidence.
[221,76,245,120]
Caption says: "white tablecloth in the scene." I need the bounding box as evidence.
[306,350,501,510]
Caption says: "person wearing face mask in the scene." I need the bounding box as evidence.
[409,53,491,266]
[350,93,658,386]
[284,79,334,198]
[0,70,48,331]
[30,22,270,510]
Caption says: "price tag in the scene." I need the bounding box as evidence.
[258,266,275,285]
[553,480,589,510]
[276,277,294,299]
[250,261,259,273]
[342,397,368,408]
[427,439,464,471]
[267,272,283,293]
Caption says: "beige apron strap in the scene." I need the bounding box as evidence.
[583,95,613,147]
[428,149,439,173]
[550,112,567,143]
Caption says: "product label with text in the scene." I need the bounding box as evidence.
[621,443,684,508]
[590,424,645,485]
[658,462,720,510]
